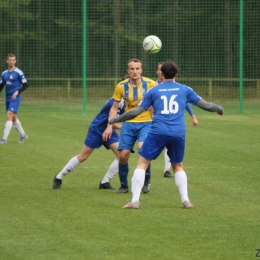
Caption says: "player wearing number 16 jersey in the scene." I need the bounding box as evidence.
[108,60,224,209]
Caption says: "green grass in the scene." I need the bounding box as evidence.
[0,109,260,260]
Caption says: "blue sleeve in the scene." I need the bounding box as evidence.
[187,87,201,105]
[139,89,152,110]
[185,103,194,116]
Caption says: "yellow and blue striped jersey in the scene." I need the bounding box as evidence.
[112,76,156,122]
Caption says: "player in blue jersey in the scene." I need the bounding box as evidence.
[108,60,224,209]
[156,62,199,178]
[52,97,128,190]
[102,59,157,194]
[0,54,28,144]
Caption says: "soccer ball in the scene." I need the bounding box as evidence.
[143,35,162,54]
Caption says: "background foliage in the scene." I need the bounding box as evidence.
[1,0,259,78]
[0,0,259,114]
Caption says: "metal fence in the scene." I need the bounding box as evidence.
[0,0,259,114]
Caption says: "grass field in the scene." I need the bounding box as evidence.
[1,107,260,260]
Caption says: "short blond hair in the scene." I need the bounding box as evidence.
[127,58,142,66]
[7,53,16,59]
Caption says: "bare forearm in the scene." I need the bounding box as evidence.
[112,123,122,130]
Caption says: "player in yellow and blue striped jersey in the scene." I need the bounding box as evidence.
[102,59,156,194]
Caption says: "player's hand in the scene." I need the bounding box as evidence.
[148,106,154,113]
[102,128,112,141]
[218,108,224,115]
[12,90,18,100]
[193,120,199,126]
[192,115,199,126]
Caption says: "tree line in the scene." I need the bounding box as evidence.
[0,0,259,79]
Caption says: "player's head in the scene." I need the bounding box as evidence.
[156,62,163,80]
[6,53,17,68]
[127,59,142,80]
[161,60,179,79]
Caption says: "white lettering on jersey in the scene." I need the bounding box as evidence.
[161,95,179,114]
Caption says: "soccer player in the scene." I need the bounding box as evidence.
[52,97,127,189]
[156,62,198,178]
[102,59,157,194]
[0,53,28,144]
[108,60,224,209]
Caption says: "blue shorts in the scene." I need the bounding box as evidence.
[85,127,119,150]
[139,133,185,163]
[6,98,21,114]
[118,122,151,151]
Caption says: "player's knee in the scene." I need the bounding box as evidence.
[172,163,183,173]
[77,153,89,162]
[119,152,130,164]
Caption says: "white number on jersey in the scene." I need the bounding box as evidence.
[161,95,179,114]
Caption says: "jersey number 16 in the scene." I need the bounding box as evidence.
[161,95,178,114]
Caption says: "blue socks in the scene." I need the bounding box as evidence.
[118,163,129,187]
[118,163,151,187]
[145,164,151,177]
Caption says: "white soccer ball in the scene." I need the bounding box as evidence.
[143,35,162,54]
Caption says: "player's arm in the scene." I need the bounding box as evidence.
[109,106,146,124]
[0,82,4,92]
[0,76,5,92]
[18,82,28,93]
[185,104,198,126]
[112,123,122,130]
[12,82,28,100]
[102,101,119,141]
[191,114,198,126]
[196,99,224,115]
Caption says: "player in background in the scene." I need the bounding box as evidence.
[108,60,224,209]
[102,59,157,194]
[0,53,28,144]
[156,62,198,178]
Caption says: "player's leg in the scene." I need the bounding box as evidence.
[116,122,136,193]
[123,133,164,209]
[53,128,100,189]
[164,149,173,178]
[172,162,193,209]
[1,99,27,144]
[0,103,14,143]
[123,155,151,209]
[53,144,94,188]
[12,111,28,143]
[99,141,119,190]
[137,122,152,193]
[116,149,131,193]
[168,136,193,209]
[137,140,151,193]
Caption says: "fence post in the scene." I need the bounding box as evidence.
[208,79,212,100]
[67,79,71,100]
[257,80,260,98]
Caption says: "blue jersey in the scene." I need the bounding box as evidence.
[89,98,125,135]
[156,79,194,116]
[0,67,27,102]
[139,81,201,137]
